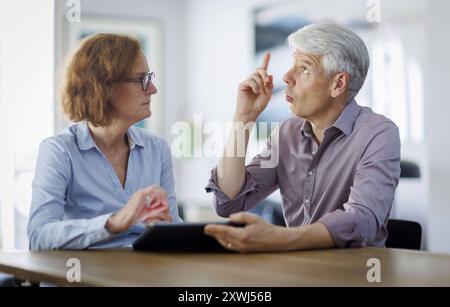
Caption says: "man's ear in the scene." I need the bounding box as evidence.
[330,72,350,99]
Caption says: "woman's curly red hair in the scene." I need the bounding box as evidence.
[60,33,141,127]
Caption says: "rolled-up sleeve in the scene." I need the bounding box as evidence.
[205,131,279,217]
[319,123,401,248]
[28,139,114,251]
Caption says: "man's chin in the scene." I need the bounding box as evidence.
[289,105,302,117]
[288,104,295,114]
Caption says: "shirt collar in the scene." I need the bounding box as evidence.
[300,120,313,138]
[300,99,360,138]
[331,99,360,136]
[76,121,145,151]
[127,126,145,149]
[76,121,96,151]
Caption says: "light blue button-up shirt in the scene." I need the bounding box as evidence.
[28,121,182,251]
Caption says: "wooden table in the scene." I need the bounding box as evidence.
[1,247,450,286]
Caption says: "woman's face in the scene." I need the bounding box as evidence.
[110,51,157,125]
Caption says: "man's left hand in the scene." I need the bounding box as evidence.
[204,213,289,253]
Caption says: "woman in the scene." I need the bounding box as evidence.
[28,33,182,250]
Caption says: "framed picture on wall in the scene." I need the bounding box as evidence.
[59,15,164,134]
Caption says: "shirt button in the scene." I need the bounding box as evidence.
[305,199,310,204]
[308,171,314,176]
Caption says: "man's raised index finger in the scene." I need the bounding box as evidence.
[261,52,271,71]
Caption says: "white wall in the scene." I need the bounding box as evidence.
[0,0,55,250]
[380,19,429,249]
[425,0,450,254]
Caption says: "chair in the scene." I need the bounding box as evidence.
[0,275,40,287]
[387,160,422,249]
[385,219,422,250]
[177,203,185,221]
[400,160,421,178]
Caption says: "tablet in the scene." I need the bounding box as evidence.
[132,221,244,251]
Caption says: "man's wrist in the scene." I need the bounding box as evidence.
[276,226,306,252]
[233,114,257,124]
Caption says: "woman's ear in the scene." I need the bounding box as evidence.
[109,83,119,95]
[330,72,350,99]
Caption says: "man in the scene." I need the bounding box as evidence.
[204,23,401,252]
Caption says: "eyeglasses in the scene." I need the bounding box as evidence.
[122,71,155,91]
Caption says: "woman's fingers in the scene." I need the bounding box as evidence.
[135,186,172,220]
[139,186,169,210]
[143,208,172,224]
[160,211,172,222]
[142,185,167,197]
[146,201,168,214]
[148,187,168,200]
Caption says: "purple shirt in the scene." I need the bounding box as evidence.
[206,100,401,248]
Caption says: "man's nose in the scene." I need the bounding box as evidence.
[283,70,295,86]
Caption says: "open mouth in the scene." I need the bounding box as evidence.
[285,95,294,103]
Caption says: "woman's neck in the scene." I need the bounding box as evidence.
[87,121,129,152]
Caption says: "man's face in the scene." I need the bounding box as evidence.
[283,51,334,121]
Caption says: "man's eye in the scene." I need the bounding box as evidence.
[298,66,309,75]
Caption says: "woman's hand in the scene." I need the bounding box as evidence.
[106,186,172,234]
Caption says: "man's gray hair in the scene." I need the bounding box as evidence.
[288,23,370,101]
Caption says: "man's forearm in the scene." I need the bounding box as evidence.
[280,223,336,251]
[217,116,255,199]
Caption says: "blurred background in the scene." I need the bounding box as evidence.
[0,0,449,253]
